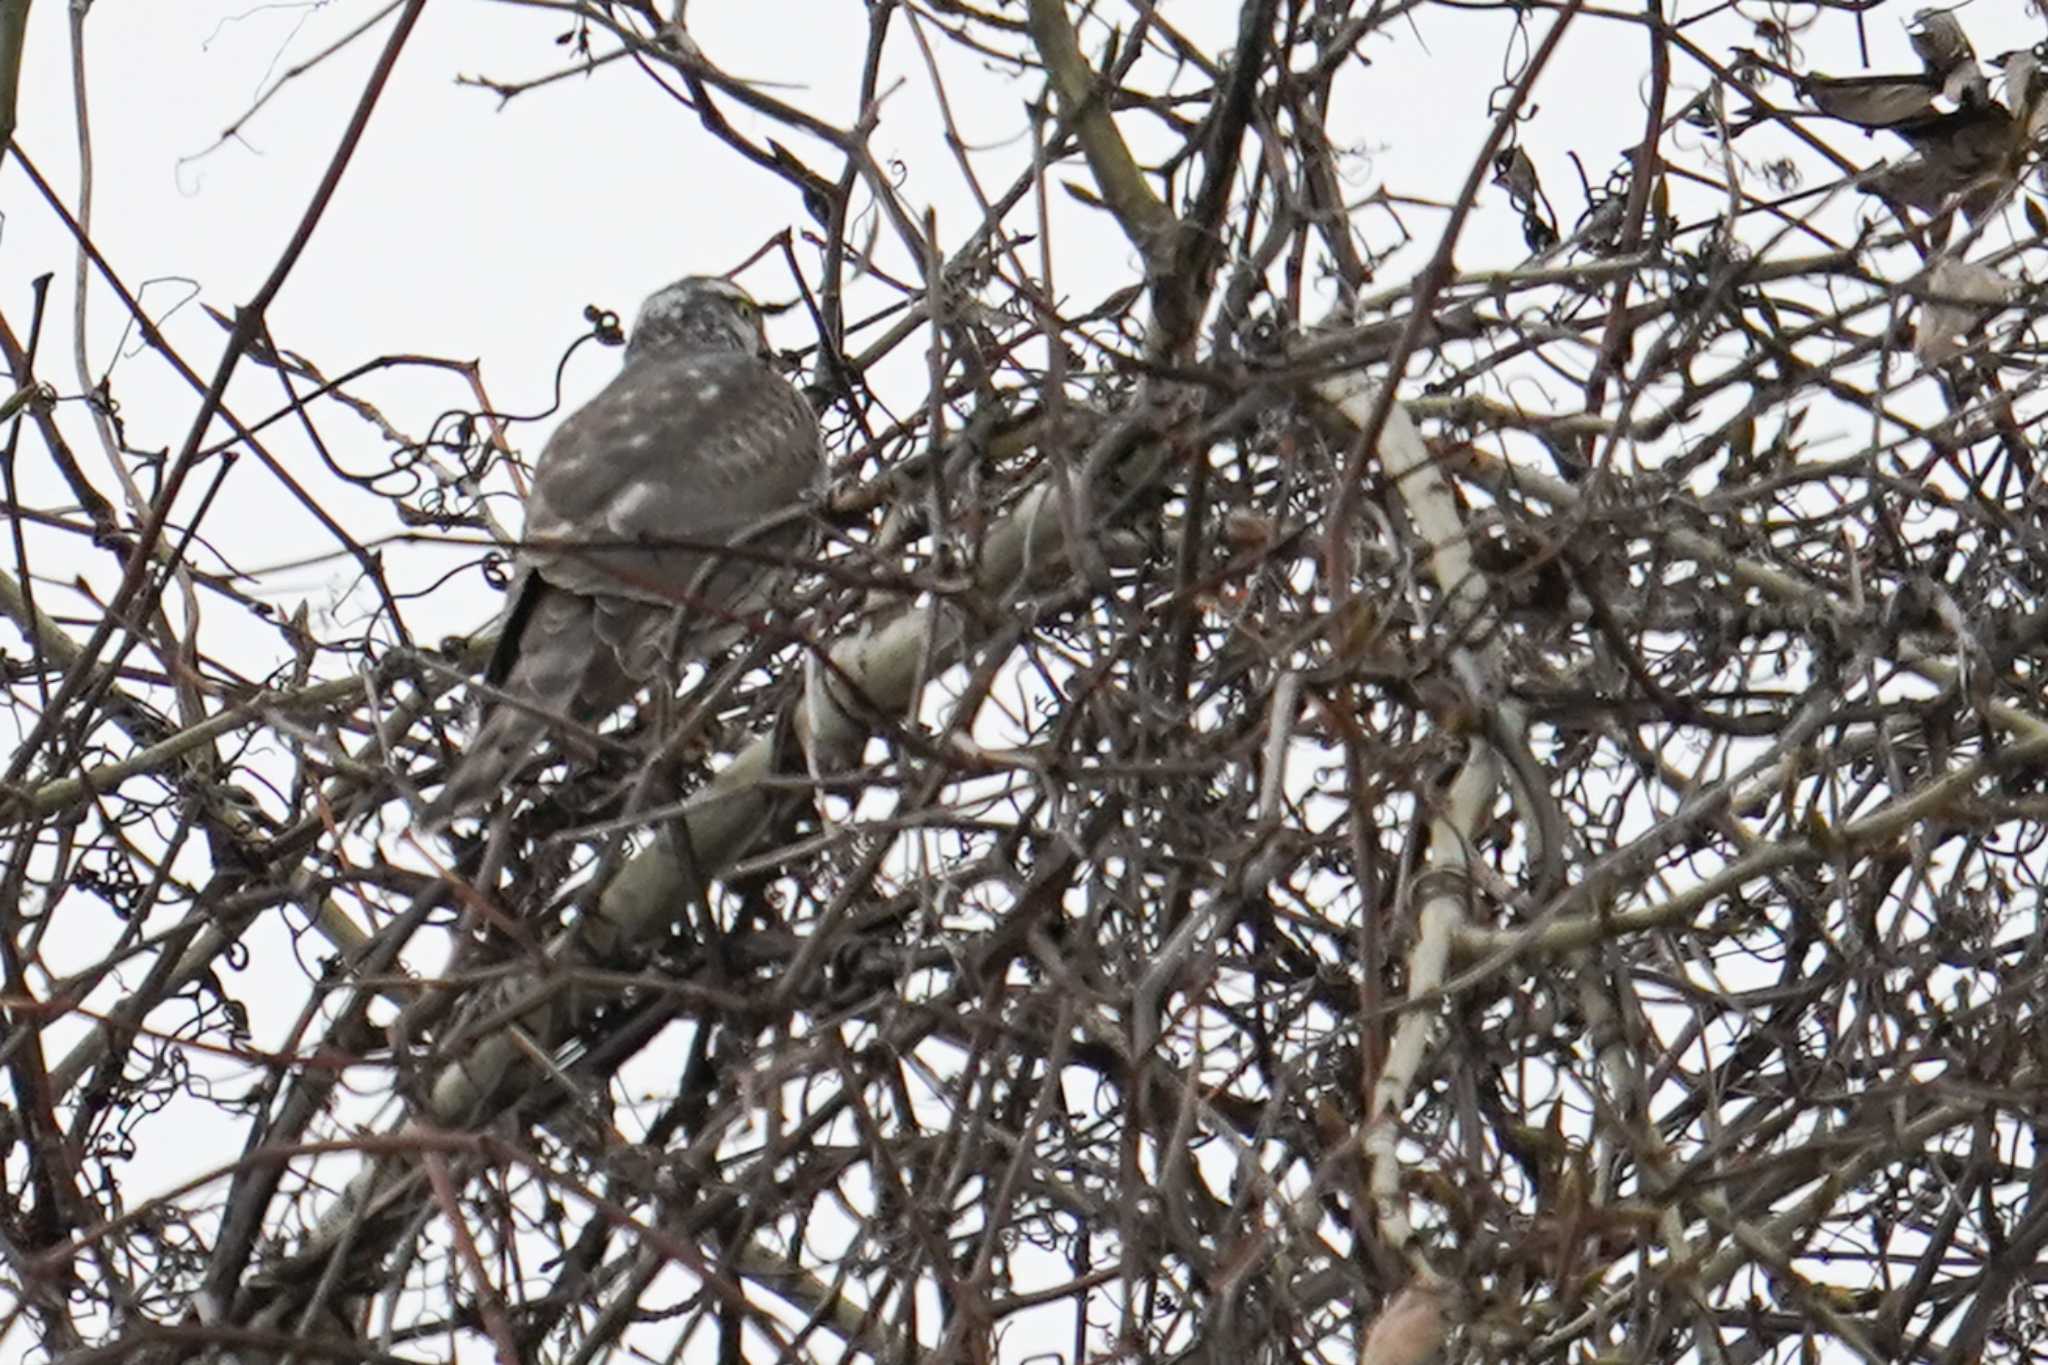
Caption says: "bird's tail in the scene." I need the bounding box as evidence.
[415,704,549,832]
[416,581,640,831]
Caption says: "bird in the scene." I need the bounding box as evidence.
[419,275,824,829]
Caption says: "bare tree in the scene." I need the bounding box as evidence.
[6,2,2048,1362]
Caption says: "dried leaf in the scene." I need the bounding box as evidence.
[1894,108,2016,177]
[1914,257,2017,364]
[1362,1280,1451,1365]
[1910,10,1979,83]
[1492,146,1541,205]
[1864,155,1966,211]
[1802,74,1943,129]
[1999,49,2048,137]
[1061,179,1108,211]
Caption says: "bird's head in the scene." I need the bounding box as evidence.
[626,275,769,360]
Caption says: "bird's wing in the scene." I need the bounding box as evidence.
[517,348,821,683]
[419,578,634,827]
[521,349,822,612]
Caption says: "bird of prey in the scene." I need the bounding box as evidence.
[420,276,823,828]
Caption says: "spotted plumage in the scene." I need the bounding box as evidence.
[420,276,822,828]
